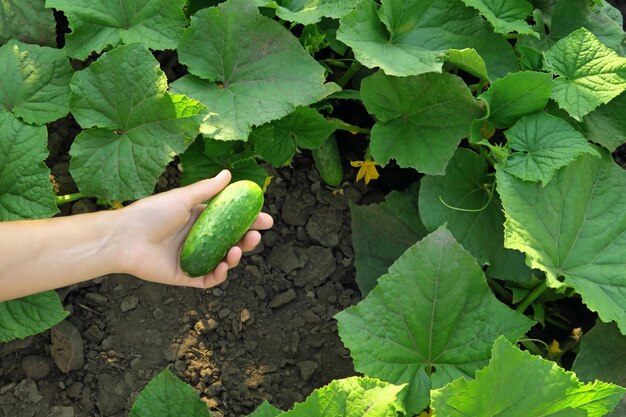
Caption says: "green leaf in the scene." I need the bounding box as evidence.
[550,0,625,53]
[461,0,537,37]
[248,401,281,417]
[582,91,626,152]
[0,113,58,220]
[0,0,56,47]
[361,71,485,174]
[337,0,518,80]
[479,71,552,129]
[497,151,626,333]
[254,0,360,25]
[544,28,626,121]
[0,40,72,125]
[349,186,426,296]
[573,321,626,417]
[173,0,338,141]
[180,138,268,189]
[418,148,531,283]
[45,0,187,59]
[129,368,211,417]
[336,228,534,414]
[278,377,404,417]
[0,292,69,343]
[503,112,600,185]
[69,44,204,201]
[250,107,335,166]
[431,336,625,417]
[443,49,489,82]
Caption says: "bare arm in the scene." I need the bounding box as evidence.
[0,170,273,302]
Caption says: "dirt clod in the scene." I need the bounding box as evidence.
[50,321,84,374]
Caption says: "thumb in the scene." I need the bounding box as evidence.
[178,170,232,207]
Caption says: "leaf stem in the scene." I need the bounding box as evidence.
[518,338,550,355]
[515,279,549,314]
[327,118,371,134]
[337,61,362,88]
[55,192,87,205]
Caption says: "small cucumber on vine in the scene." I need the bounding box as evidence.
[180,180,264,277]
[312,135,343,187]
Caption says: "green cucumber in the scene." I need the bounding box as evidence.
[180,180,264,277]
[312,135,343,186]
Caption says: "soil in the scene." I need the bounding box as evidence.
[0,116,369,417]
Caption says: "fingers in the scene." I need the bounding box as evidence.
[181,246,242,289]
[178,170,232,207]
[238,230,261,252]
[251,212,273,230]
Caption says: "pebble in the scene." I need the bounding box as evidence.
[269,289,296,308]
[14,379,42,403]
[120,295,139,312]
[297,361,318,382]
[305,208,343,247]
[50,321,84,373]
[84,292,108,306]
[48,406,75,417]
[262,230,279,247]
[240,309,251,323]
[152,308,165,320]
[267,242,307,274]
[21,355,50,380]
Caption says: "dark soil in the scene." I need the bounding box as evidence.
[0,115,368,416]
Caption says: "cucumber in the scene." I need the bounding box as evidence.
[180,180,264,277]
[312,135,343,186]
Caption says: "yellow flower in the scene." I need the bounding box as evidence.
[350,160,380,184]
[549,339,562,354]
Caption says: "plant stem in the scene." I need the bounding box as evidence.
[327,118,371,134]
[487,278,512,304]
[55,192,86,205]
[515,279,549,314]
[337,61,362,88]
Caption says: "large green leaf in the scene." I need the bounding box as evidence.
[361,71,484,175]
[497,151,626,333]
[69,44,204,201]
[250,107,335,166]
[279,377,404,417]
[550,0,625,53]
[502,112,600,185]
[582,91,626,152]
[129,368,210,417]
[573,321,626,417]
[350,186,426,296]
[431,336,625,417]
[45,0,187,59]
[336,0,518,79]
[248,401,281,417]
[336,228,534,414]
[0,40,72,125]
[0,292,68,342]
[479,71,552,129]
[419,149,531,283]
[254,0,359,25]
[0,0,56,47]
[460,0,537,37]
[544,28,626,121]
[179,138,268,189]
[173,0,337,141]
[0,113,58,220]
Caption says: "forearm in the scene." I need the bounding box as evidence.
[0,210,124,302]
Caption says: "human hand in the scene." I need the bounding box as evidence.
[115,170,273,289]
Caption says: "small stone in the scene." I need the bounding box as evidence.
[120,295,139,312]
[194,318,217,334]
[21,355,50,380]
[240,308,251,323]
[84,292,108,306]
[65,382,83,399]
[0,382,16,395]
[14,379,42,403]
[218,308,231,319]
[84,324,105,343]
[51,321,84,373]
[267,242,308,274]
[269,289,296,308]
[253,285,266,300]
[297,360,318,382]
[48,406,75,417]
[152,308,165,320]
[262,230,279,247]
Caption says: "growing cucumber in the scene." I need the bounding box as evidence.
[312,135,343,187]
[180,180,264,277]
